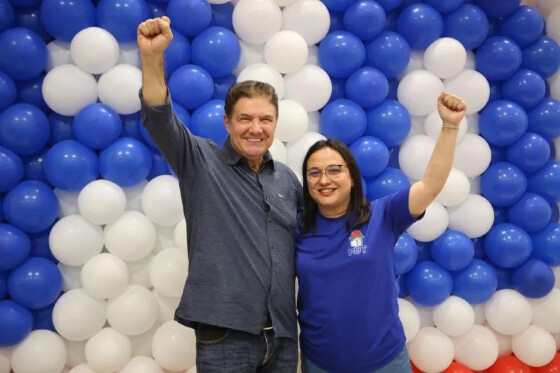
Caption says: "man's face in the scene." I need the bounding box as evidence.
[224,96,277,170]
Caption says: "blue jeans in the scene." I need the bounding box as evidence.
[301,347,411,373]
[195,325,298,372]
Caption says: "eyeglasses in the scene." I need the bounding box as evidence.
[306,164,347,184]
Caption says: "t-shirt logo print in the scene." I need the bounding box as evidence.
[348,230,367,256]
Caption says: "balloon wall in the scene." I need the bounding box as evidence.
[0,0,560,371]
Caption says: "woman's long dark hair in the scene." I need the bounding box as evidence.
[299,138,371,234]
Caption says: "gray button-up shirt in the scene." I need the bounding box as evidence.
[141,94,302,340]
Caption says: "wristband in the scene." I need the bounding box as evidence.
[442,123,459,130]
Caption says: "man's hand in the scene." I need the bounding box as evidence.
[137,16,173,57]
[437,92,467,128]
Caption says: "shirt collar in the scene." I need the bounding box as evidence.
[222,137,275,171]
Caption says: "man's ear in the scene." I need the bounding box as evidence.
[223,114,232,134]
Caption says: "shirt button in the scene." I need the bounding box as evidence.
[272,270,278,275]
[270,244,275,250]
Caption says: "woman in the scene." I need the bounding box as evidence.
[296,92,467,372]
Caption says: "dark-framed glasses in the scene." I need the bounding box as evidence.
[306,164,347,183]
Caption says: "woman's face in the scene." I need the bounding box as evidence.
[305,147,353,218]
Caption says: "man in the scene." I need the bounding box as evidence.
[137,16,302,372]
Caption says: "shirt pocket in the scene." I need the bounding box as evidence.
[268,189,298,229]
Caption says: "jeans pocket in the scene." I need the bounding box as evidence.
[195,324,230,345]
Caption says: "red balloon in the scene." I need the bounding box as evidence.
[487,355,533,373]
[444,361,474,372]
[533,353,560,373]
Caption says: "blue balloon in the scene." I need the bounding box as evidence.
[147,148,171,180]
[522,36,560,79]
[349,136,389,178]
[167,0,211,37]
[146,0,166,18]
[488,80,503,102]
[502,69,545,110]
[0,195,2,222]
[320,99,367,145]
[365,166,410,200]
[377,0,402,11]
[44,139,99,191]
[172,101,191,128]
[0,146,23,192]
[168,64,214,110]
[164,28,191,77]
[16,73,49,113]
[345,67,388,109]
[452,259,497,304]
[479,100,528,146]
[328,11,344,33]
[480,162,527,207]
[512,258,554,298]
[213,74,236,101]
[396,274,408,298]
[366,99,410,147]
[476,36,522,81]
[73,103,122,150]
[210,3,234,31]
[48,112,74,145]
[0,70,16,113]
[475,0,520,18]
[431,230,474,271]
[527,161,560,203]
[0,0,14,33]
[343,0,386,41]
[396,3,443,50]
[387,145,400,168]
[15,3,51,43]
[0,224,31,271]
[21,148,48,183]
[0,103,50,156]
[423,0,462,13]
[191,26,240,78]
[493,206,509,226]
[190,99,228,145]
[406,260,452,306]
[531,222,560,266]
[2,181,58,233]
[0,28,47,80]
[506,132,550,173]
[0,272,5,299]
[96,0,150,42]
[393,233,417,275]
[8,257,62,309]
[489,144,507,164]
[507,193,551,233]
[387,77,398,100]
[0,300,33,347]
[120,113,142,141]
[365,31,410,78]
[499,6,543,48]
[329,78,347,103]
[472,237,485,259]
[550,203,559,222]
[318,31,366,78]
[490,263,513,290]
[415,240,432,262]
[527,98,560,140]
[99,137,152,187]
[32,303,55,331]
[443,4,488,50]
[485,223,532,268]
[322,0,355,11]
[29,229,57,263]
[39,0,95,41]
[139,118,158,149]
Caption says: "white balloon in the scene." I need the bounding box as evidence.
[85,328,131,373]
[70,27,120,74]
[268,138,287,163]
[153,290,181,323]
[276,99,309,142]
[424,110,467,143]
[399,135,435,181]
[397,70,444,116]
[274,0,296,6]
[432,296,475,337]
[307,110,320,133]
[423,38,467,79]
[485,289,532,335]
[407,115,427,138]
[233,0,282,44]
[452,325,499,371]
[107,285,159,336]
[264,30,308,74]
[141,175,183,227]
[397,298,420,343]
[153,224,176,254]
[306,44,318,65]
[436,168,470,207]
[209,0,230,3]
[46,40,71,71]
[97,64,142,115]
[407,201,449,242]
[81,253,129,300]
[78,179,126,225]
[174,218,188,251]
[11,330,66,373]
[412,301,435,328]
[473,303,486,325]
[464,50,476,70]
[536,0,560,18]
[69,364,97,373]
[0,348,11,373]
[465,113,479,134]
[104,211,157,262]
[512,325,557,367]
[65,339,87,368]
[408,327,454,373]
[284,65,332,111]
[152,321,196,371]
[447,194,494,238]
[402,51,424,76]
[123,180,148,212]
[285,131,326,174]
[130,324,158,358]
[444,69,490,115]
[550,69,560,101]
[554,265,560,288]
[42,64,97,116]
[469,176,481,195]
[453,134,491,178]
[52,288,106,342]
[118,42,141,68]
[546,7,560,45]
[282,0,330,45]
[237,63,285,99]
[120,356,163,373]
[54,188,80,218]
[150,248,188,298]
[49,215,104,266]
[530,288,560,333]
[233,41,265,76]
[488,326,513,357]
[57,263,83,291]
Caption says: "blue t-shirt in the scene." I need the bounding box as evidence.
[296,188,417,372]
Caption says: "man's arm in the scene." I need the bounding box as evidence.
[409,92,467,217]
[137,16,173,106]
